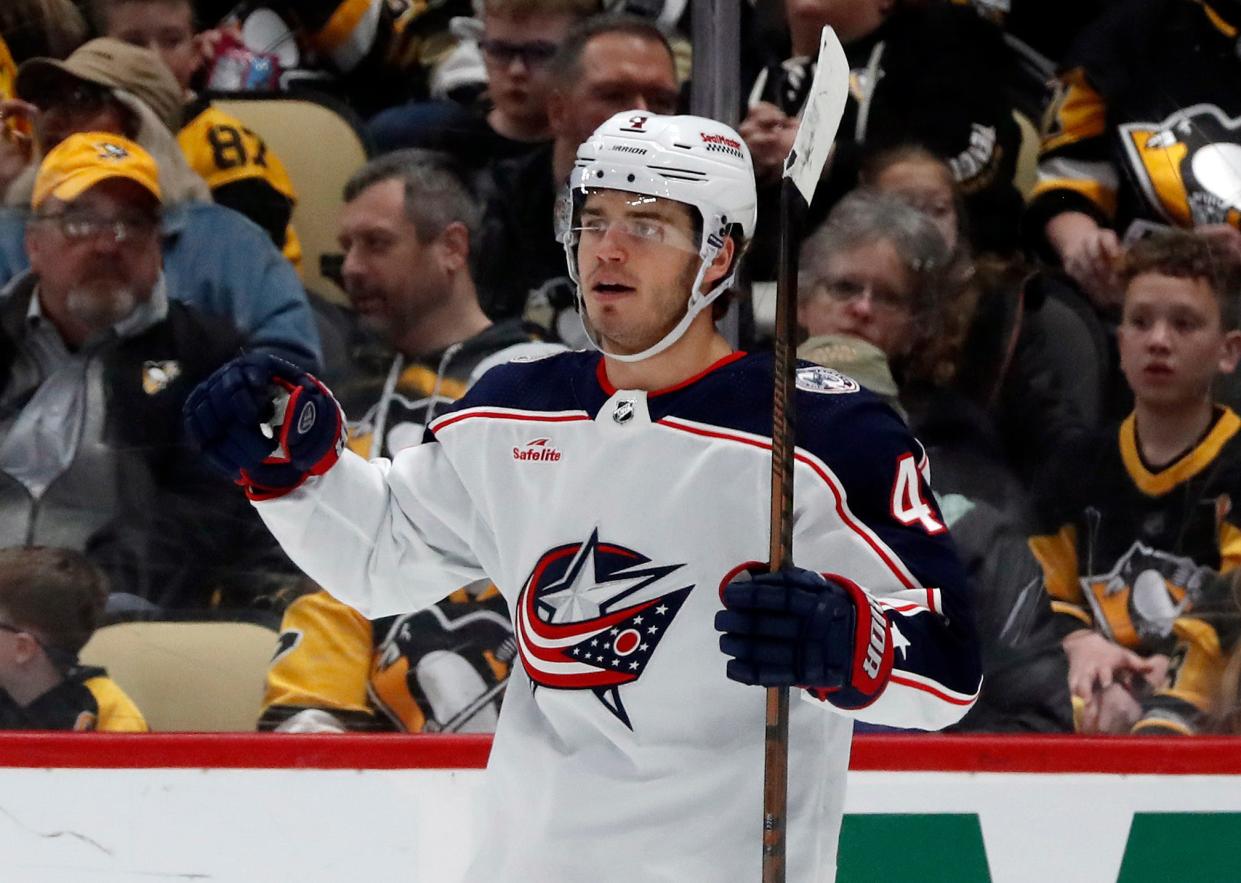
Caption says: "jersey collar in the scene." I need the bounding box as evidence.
[595,350,747,398]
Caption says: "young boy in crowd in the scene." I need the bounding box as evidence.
[91,0,304,270]
[0,547,147,731]
[1030,229,1241,734]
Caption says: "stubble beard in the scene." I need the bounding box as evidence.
[64,283,140,334]
[592,258,702,356]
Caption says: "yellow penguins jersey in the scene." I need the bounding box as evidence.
[1029,0,1241,246]
[0,35,15,101]
[177,103,303,270]
[1030,407,1241,733]
[0,666,148,732]
[259,321,549,732]
[292,0,462,76]
[0,34,27,143]
[262,583,513,731]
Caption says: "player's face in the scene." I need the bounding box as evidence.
[548,33,679,151]
[798,237,916,358]
[26,181,163,341]
[1118,272,1241,408]
[481,11,575,129]
[338,178,447,344]
[105,1,200,91]
[574,189,708,355]
[871,158,959,253]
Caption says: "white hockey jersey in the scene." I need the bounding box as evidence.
[256,350,981,882]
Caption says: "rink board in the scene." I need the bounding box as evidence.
[0,734,1239,882]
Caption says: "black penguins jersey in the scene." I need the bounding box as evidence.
[261,581,513,732]
[0,667,147,732]
[1029,408,1241,732]
[1029,0,1241,246]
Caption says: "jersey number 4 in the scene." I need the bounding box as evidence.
[890,454,945,534]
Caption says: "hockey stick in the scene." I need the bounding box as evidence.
[763,26,849,883]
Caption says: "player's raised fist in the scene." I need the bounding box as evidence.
[183,351,345,500]
[715,565,894,708]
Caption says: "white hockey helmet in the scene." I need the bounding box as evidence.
[561,110,758,362]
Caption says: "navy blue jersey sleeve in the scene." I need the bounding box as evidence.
[797,390,982,728]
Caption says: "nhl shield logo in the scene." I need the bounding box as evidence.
[613,399,635,424]
[515,529,692,729]
[795,365,859,394]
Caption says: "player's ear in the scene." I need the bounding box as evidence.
[1218,328,1241,375]
[435,221,470,274]
[701,235,736,290]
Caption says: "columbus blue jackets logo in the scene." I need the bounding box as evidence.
[795,365,860,394]
[515,529,692,729]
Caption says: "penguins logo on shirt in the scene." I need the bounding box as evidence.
[1120,104,1241,230]
[515,529,691,729]
[1081,540,1207,646]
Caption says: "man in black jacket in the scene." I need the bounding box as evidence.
[0,131,294,610]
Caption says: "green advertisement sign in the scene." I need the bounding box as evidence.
[837,812,1241,882]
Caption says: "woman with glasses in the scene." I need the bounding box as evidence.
[798,187,1076,734]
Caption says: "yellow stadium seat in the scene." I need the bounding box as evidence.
[210,92,370,306]
[79,619,279,732]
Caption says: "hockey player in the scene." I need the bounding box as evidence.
[184,111,981,880]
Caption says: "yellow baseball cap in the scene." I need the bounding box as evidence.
[33,132,162,210]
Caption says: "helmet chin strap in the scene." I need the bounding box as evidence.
[574,241,736,364]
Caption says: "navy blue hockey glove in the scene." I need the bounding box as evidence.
[715,564,895,708]
[183,352,345,500]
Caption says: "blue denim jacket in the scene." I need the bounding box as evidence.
[0,202,322,371]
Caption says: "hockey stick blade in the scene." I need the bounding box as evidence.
[782,26,849,206]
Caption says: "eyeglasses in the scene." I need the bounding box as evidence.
[479,38,559,67]
[34,210,161,244]
[817,276,912,313]
[571,217,698,252]
[50,83,116,117]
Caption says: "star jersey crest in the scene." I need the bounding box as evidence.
[515,529,692,728]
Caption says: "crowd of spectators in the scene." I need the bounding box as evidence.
[1,0,1241,738]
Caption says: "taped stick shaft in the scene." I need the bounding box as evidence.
[762,178,805,883]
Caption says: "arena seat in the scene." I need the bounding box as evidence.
[210,91,370,306]
[80,620,278,732]
[1012,109,1040,199]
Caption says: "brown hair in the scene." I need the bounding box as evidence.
[482,0,600,20]
[0,0,88,62]
[0,547,109,658]
[1120,230,1241,331]
[548,14,674,85]
[89,0,196,33]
